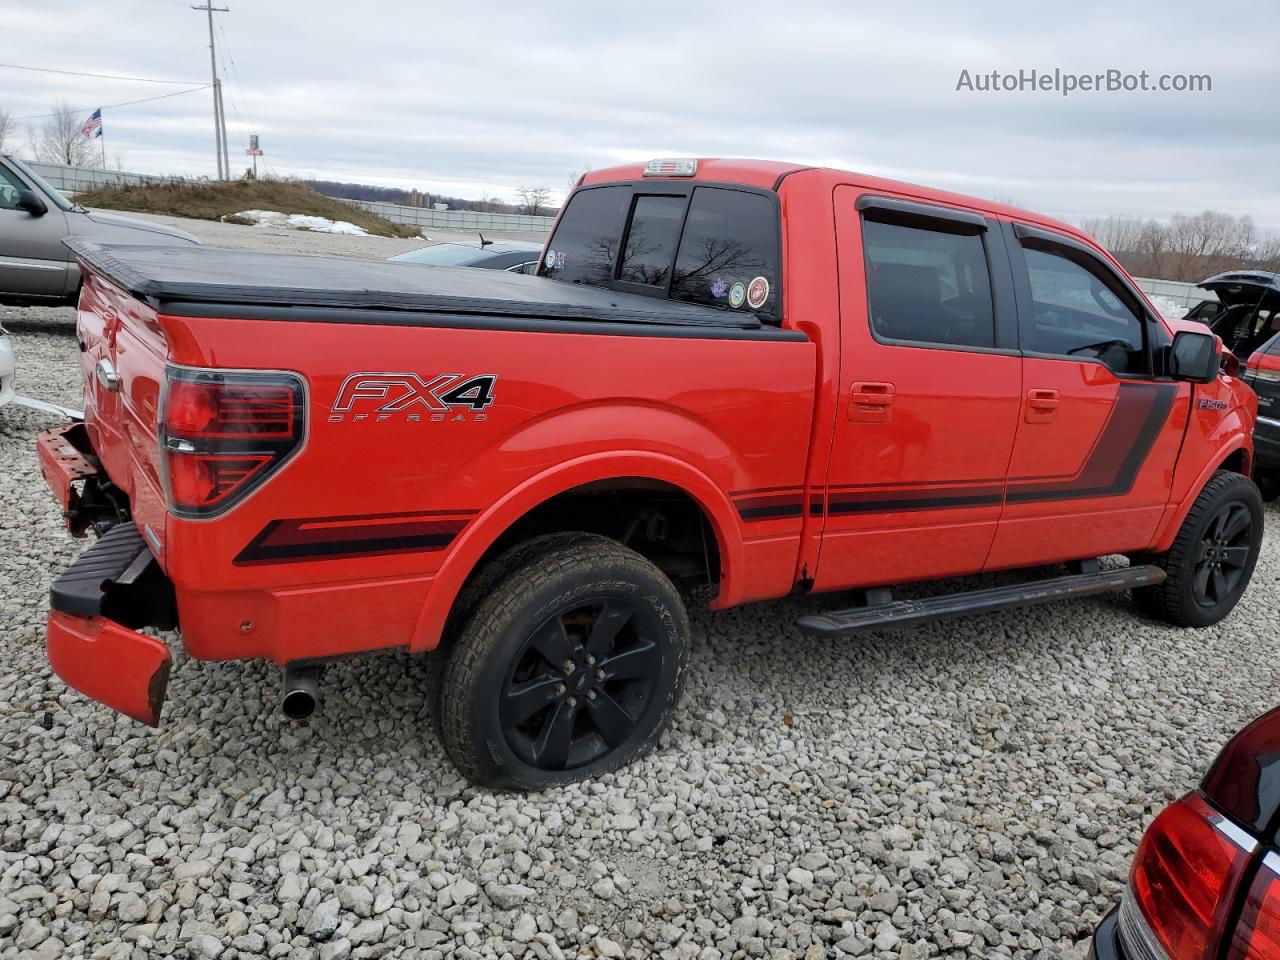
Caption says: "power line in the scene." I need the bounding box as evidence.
[14,85,212,122]
[0,63,204,85]
[13,0,177,68]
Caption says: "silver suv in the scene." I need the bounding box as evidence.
[0,154,199,305]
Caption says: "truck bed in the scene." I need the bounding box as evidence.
[64,238,767,330]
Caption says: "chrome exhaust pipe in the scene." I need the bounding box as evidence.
[281,665,321,720]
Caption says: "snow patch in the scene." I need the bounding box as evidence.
[232,209,369,235]
[1148,294,1189,320]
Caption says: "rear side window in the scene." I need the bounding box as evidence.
[540,186,631,287]
[670,188,779,322]
[1022,246,1146,374]
[862,218,995,349]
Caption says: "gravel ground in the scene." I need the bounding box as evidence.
[1,218,1277,960]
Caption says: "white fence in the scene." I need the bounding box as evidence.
[339,199,553,236]
[1133,276,1211,311]
[24,158,555,236]
[25,159,188,193]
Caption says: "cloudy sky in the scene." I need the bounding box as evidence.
[4,0,1278,229]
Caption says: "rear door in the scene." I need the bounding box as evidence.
[0,158,70,298]
[814,191,1023,590]
[986,222,1188,569]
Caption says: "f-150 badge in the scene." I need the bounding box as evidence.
[329,373,496,422]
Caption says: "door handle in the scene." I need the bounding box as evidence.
[848,381,895,422]
[96,357,121,393]
[1025,388,1058,423]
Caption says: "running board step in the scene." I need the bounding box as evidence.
[797,564,1166,638]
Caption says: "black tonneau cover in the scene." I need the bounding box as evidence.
[65,239,764,330]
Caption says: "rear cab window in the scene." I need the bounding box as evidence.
[540,182,781,323]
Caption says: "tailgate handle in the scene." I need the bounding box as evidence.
[95,358,121,393]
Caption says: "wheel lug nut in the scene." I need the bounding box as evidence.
[562,660,576,675]
[587,690,597,701]
[566,696,577,707]
[595,669,606,681]
[585,653,596,665]
[554,683,566,696]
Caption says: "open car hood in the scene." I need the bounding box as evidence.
[1198,270,1280,308]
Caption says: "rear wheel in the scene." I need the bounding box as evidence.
[1133,471,1263,626]
[439,534,689,789]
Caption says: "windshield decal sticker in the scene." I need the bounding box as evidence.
[747,276,770,310]
[728,282,746,308]
[710,277,728,300]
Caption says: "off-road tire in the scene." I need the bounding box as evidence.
[1132,470,1263,627]
[439,534,689,790]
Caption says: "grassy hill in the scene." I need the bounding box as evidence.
[74,178,420,239]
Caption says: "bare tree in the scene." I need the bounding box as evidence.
[516,185,551,216]
[567,166,591,192]
[0,108,13,152]
[30,102,98,167]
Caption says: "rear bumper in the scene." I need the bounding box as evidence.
[45,523,176,727]
[47,610,171,726]
[1088,908,1124,960]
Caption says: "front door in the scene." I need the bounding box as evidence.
[814,189,1023,591]
[0,160,71,298]
[986,222,1188,569]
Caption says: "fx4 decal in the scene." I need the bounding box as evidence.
[329,373,497,423]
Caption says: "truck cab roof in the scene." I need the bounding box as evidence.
[583,158,1085,243]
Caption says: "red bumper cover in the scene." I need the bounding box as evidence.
[47,611,172,726]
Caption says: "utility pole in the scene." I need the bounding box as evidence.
[192,2,229,180]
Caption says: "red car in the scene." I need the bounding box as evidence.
[1091,707,1280,960]
[38,158,1263,788]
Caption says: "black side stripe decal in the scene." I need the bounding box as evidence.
[732,382,1177,521]
[1005,383,1176,502]
[235,509,477,565]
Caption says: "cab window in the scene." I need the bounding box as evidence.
[670,187,779,322]
[1021,246,1147,375]
[541,183,782,323]
[861,217,996,349]
[618,195,685,287]
[539,185,631,287]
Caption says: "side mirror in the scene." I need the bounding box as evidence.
[1170,329,1220,384]
[17,189,48,217]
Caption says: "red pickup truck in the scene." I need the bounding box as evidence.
[39,158,1262,789]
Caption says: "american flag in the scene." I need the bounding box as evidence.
[81,109,102,138]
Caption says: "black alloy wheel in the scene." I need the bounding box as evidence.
[500,598,661,771]
[1192,501,1254,608]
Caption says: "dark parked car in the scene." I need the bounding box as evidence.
[1243,330,1280,500]
[1090,706,1280,960]
[388,237,541,273]
[0,154,198,305]
[1196,270,1280,363]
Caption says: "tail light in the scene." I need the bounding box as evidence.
[160,366,305,518]
[1119,792,1256,960]
[1228,852,1280,959]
